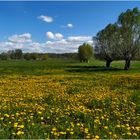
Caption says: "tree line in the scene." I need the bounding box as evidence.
[0,49,78,61]
[78,7,140,70]
[0,49,49,60]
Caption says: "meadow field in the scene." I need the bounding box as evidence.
[0,59,140,139]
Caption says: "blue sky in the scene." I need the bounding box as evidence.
[0,1,140,53]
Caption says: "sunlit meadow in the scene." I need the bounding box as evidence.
[0,60,140,139]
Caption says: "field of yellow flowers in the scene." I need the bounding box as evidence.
[0,69,140,139]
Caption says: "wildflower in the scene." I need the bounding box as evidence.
[127,132,131,135]
[17,131,24,135]
[95,135,100,139]
[133,133,137,136]
[116,124,120,128]
[19,125,24,128]
[84,128,89,133]
[70,131,74,135]
[4,114,9,117]
[0,117,4,120]
[104,126,108,129]
[52,127,57,131]
[60,131,66,135]
[109,132,112,135]
[41,117,44,120]
[14,122,18,128]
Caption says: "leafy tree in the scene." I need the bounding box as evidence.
[117,7,140,70]
[30,53,38,60]
[7,50,15,59]
[14,49,23,59]
[94,24,118,67]
[78,43,93,63]
[0,52,8,60]
[23,53,31,60]
[40,54,49,60]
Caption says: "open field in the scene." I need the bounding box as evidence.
[0,60,140,139]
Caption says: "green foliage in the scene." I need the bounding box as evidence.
[95,23,118,67]
[23,53,31,60]
[29,53,39,60]
[93,24,117,66]
[78,43,93,63]
[95,7,140,70]
[39,54,49,60]
[0,52,9,60]
[7,49,23,59]
[14,49,23,59]
[117,7,140,69]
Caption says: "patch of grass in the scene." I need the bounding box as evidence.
[0,59,139,75]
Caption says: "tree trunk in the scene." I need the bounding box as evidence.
[124,59,131,70]
[106,60,111,68]
[127,59,131,69]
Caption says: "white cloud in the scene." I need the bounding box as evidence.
[8,33,32,43]
[67,36,92,42]
[46,32,55,39]
[43,35,93,53]
[38,15,53,23]
[0,33,93,53]
[61,23,73,28]
[67,23,73,28]
[54,33,63,40]
[46,32,63,40]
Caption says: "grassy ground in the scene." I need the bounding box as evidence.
[0,59,139,75]
[0,59,140,139]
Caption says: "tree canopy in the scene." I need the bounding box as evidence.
[78,43,94,63]
[94,7,140,69]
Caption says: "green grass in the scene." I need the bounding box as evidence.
[0,59,139,75]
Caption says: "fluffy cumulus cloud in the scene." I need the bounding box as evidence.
[43,35,93,53]
[0,32,93,53]
[8,33,32,43]
[55,33,63,40]
[46,32,55,39]
[38,15,53,23]
[46,32,63,40]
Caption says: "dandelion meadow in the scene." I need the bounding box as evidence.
[0,1,140,139]
[0,60,140,139]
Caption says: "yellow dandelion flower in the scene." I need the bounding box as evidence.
[109,132,112,135]
[13,122,18,128]
[70,131,74,135]
[127,132,131,135]
[133,133,137,136]
[84,128,89,133]
[60,131,66,135]
[52,127,57,131]
[17,131,24,135]
[95,135,100,139]
[104,126,108,129]
[4,114,9,117]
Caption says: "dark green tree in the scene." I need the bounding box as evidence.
[0,52,8,60]
[23,53,31,60]
[14,49,23,59]
[117,7,140,70]
[94,23,118,67]
[30,53,38,60]
[78,43,93,63]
